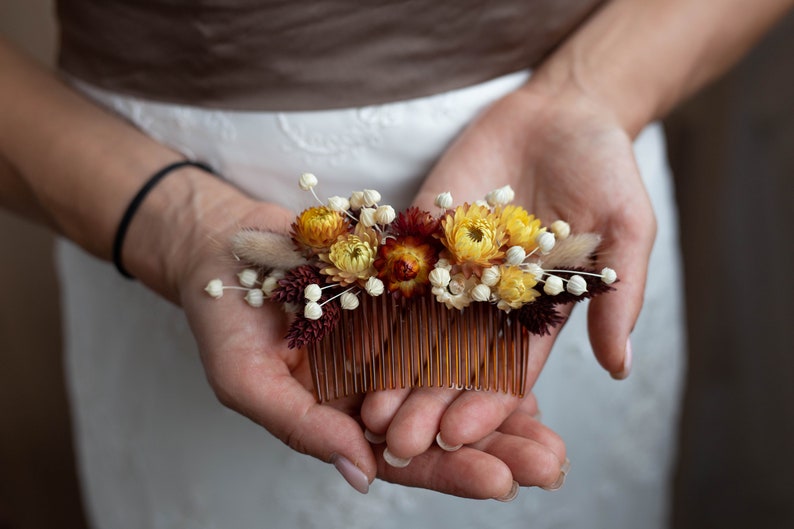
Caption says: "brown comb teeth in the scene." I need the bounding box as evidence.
[308,294,529,403]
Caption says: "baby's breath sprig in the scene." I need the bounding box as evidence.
[204,268,267,308]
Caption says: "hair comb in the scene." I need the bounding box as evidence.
[205,173,618,403]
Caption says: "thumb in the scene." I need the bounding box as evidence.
[587,204,656,379]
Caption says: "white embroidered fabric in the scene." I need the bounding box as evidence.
[58,71,685,529]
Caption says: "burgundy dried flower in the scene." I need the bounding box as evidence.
[271,265,325,304]
[390,207,440,238]
[517,298,567,336]
[285,299,342,349]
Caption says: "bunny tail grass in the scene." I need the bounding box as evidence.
[231,229,308,270]
[541,233,602,269]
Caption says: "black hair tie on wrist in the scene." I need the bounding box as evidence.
[112,159,218,280]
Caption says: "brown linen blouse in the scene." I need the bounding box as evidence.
[57,0,603,111]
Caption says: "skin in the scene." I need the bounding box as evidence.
[1,0,792,500]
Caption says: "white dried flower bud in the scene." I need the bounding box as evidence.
[262,275,280,297]
[327,195,350,212]
[340,291,360,310]
[362,189,381,207]
[237,268,259,288]
[432,286,447,297]
[435,291,452,303]
[550,220,571,240]
[601,267,617,285]
[435,192,453,209]
[304,283,322,302]
[435,258,452,270]
[244,288,264,307]
[523,262,545,281]
[349,191,365,210]
[448,276,466,295]
[536,231,556,254]
[374,205,396,225]
[304,301,323,320]
[496,300,513,312]
[204,279,224,299]
[298,172,318,191]
[429,267,451,288]
[471,283,491,302]
[359,207,377,227]
[480,266,501,286]
[566,275,588,296]
[485,185,515,207]
[474,199,489,208]
[543,275,564,296]
[364,276,384,296]
[447,293,472,311]
[506,245,526,265]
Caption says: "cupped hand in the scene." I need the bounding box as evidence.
[362,81,655,476]
[171,187,565,499]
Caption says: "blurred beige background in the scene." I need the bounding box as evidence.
[0,2,791,529]
[0,2,88,529]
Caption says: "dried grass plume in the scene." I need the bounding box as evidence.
[231,229,308,270]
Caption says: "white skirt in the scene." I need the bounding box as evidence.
[59,71,686,529]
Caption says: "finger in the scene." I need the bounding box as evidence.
[360,386,412,436]
[469,430,566,489]
[521,390,541,420]
[375,445,516,500]
[588,201,656,378]
[436,390,522,448]
[496,404,566,464]
[382,386,461,458]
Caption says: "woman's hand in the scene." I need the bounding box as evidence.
[361,80,655,475]
[169,183,565,499]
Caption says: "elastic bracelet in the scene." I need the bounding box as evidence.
[112,159,218,279]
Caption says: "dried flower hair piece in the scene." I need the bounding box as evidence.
[205,174,618,401]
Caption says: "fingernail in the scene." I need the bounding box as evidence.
[331,454,369,494]
[541,459,570,491]
[364,429,386,444]
[436,432,462,452]
[383,447,412,468]
[561,458,571,475]
[610,338,633,380]
[541,471,566,491]
[495,480,520,502]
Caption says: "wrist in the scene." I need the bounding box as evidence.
[527,44,658,139]
[121,167,291,304]
[525,0,681,138]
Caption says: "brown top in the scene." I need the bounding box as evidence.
[57,0,603,111]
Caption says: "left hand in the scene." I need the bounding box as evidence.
[361,79,656,478]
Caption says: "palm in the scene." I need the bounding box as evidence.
[361,84,654,481]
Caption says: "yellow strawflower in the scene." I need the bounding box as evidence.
[441,204,506,269]
[321,225,379,285]
[496,205,544,252]
[291,206,351,254]
[496,265,539,309]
